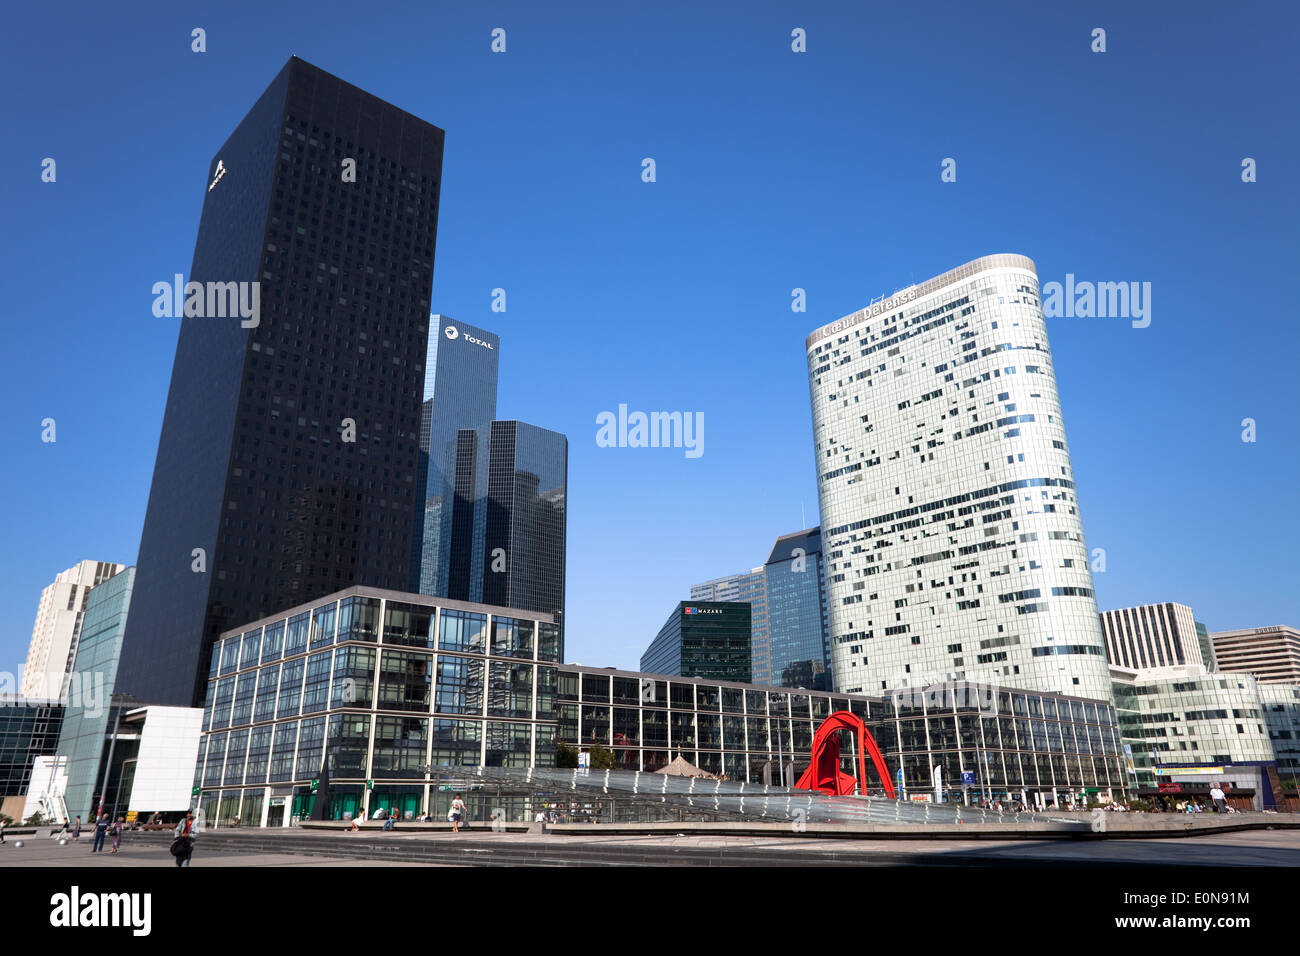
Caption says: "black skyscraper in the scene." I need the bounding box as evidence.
[117,57,445,706]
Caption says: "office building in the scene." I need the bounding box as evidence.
[51,568,136,821]
[20,561,124,698]
[806,254,1111,701]
[1099,602,1205,673]
[437,421,567,648]
[1259,684,1300,783]
[413,316,499,594]
[562,664,1126,806]
[192,586,559,826]
[1111,668,1283,809]
[117,57,446,707]
[690,569,769,681]
[641,602,752,683]
[0,699,64,823]
[764,528,833,690]
[1211,625,1300,685]
[1195,620,1217,672]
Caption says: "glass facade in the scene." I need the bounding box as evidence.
[806,255,1113,703]
[414,317,499,595]
[764,528,832,691]
[439,420,567,653]
[0,700,64,801]
[642,602,752,684]
[1114,671,1277,791]
[52,567,135,819]
[116,56,446,707]
[561,665,1125,802]
[194,587,558,826]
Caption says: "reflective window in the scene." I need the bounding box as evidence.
[378,649,431,712]
[383,601,433,648]
[435,655,484,715]
[439,609,486,654]
[489,661,534,719]
[310,603,338,648]
[338,596,380,642]
[492,616,535,659]
[372,716,427,778]
[261,621,285,663]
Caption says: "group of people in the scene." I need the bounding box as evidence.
[51,813,126,853]
[347,795,470,832]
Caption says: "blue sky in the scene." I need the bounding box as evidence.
[2,0,1297,678]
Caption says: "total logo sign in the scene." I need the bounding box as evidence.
[444,325,493,350]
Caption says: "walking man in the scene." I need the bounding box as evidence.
[173,811,199,867]
[1210,783,1227,813]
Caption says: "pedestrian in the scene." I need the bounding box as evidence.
[55,820,69,842]
[348,813,361,832]
[1210,784,1227,813]
[111,817,123,854]
[1,819,6,844]
[382,806,396,831]
[449,793,467,833]
[172,811,198,868]
[73,817,82,842]
[91,812,109,853]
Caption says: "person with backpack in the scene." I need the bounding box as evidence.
[172,812,199,867]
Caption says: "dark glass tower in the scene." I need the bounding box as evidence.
[764,528,832,690]
[441,421,567,652]
[411,316,498,594]
[117,57,445,706]
[641,602,752,682]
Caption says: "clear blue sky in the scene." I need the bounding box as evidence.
[2,0,1297,678]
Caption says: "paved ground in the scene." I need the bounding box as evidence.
[0,839,428,867]
[4,827,1298,866]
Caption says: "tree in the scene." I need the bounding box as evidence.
[25,811,45,827]
[555,742,579,769]
[590,745,616,771]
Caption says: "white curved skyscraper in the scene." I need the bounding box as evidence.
[806,254,1112,701]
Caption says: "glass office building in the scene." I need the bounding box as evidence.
[54,567,135,820]
[0,700,64,803]
[1112,669,1279,807]
[764,528,832,691]
[439,420,567,652]
[690,569,769,681]
[118,57,446,707]
[806,254,1112,702]
[561,664,1127,805]
[414,316,499,594]
[642,602,752,683]
[192,586,559,827]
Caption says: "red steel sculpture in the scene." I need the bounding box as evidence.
[793,710,897,799]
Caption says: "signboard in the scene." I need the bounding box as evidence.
[961,771,975,785]
[125,811,138,823]
[366,779,374,790]
[310,779,319,793]
[578,751,590,770]
[1154,767,1224,776]
[1123,743,1137,776]
[191,787,200,797]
